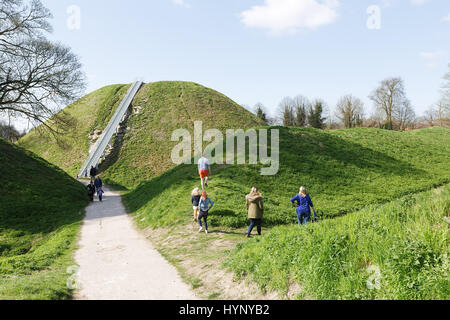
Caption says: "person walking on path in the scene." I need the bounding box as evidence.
[198,154,211,190]
[245,187,264,238]
[94,176,103,195]
[89,166,97,182]
[198,191,213,234]
[191,187,201,222]
[97,188,104,202]
[87,181,95,202]
[290,186,316,226]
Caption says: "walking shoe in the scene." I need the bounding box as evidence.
[199,227,203,233]
[205,230,208,235]
[245,234,250,238]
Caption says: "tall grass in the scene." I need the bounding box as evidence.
[225,185,449,300]
[124,127,450,229]
[0,139,88,299]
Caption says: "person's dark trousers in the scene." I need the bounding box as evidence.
[247,219,262,235]
[198,210,208,230]
[297,212,310,226]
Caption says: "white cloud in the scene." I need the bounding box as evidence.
[172,0,190,8]
[419,51,447,68]
[240,0,340,35]
[442,13,450,22]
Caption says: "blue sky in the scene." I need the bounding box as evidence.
[40,0,449,120]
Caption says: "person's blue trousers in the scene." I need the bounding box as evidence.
[247,219,262,235]
[297,212,311,226]
[198,210,208,230]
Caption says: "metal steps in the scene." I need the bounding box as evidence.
[79,81,143,177]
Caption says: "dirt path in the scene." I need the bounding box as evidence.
[74,185,197,300]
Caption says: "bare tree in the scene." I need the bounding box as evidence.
[393,99,416,130]
[433,99,449,128]
[439,64,450,123]
[0,119,22,141]
[441,64,450,104]
[324,104,340,129]
[0,0,85,138]
[423,105,437,127]
[335,95,365,128]
[369,77,407,130]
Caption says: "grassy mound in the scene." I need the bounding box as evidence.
[18,84,132,176]
[19,81,264,188]
[124,126,450,229]
[0,139,88,300]
[225,185,450,300]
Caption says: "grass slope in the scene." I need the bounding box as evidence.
[225,185,450,300]
[124,127,450,230]
[101,81,264,188]
[18,84,131,176]
[0,139,88,300]
[19,81,265,189]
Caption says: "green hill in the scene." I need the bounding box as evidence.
[16,80,450,300]
[19,81,265,188]
[0,139,88,300]
[226,184,450,300]
[124,126,450,228]
[122,126,449,300]
[18,83,132,177]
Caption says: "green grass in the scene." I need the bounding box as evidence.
[124,127,450,230]
[120,126,449,300]
[18,84,131,176]
[20,81,264,188]
[16,80,450,300]
[208,292,222,299]
[224,184,450,300]
[0,139,88,300]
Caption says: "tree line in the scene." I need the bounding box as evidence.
[253,71,450,131]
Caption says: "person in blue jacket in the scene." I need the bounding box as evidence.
[198,191,214,234]
[290,186,315,226]
[94,176,103,194]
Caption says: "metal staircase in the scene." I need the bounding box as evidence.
[79,81,143,177]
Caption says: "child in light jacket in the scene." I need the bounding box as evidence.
[198,191,213,234]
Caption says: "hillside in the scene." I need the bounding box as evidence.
[18,84,132,176]
[19,81,265,188]
[226,184,450,299]
[0,139,88,300]
[124,126,450,228]
[121,126,449,300]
